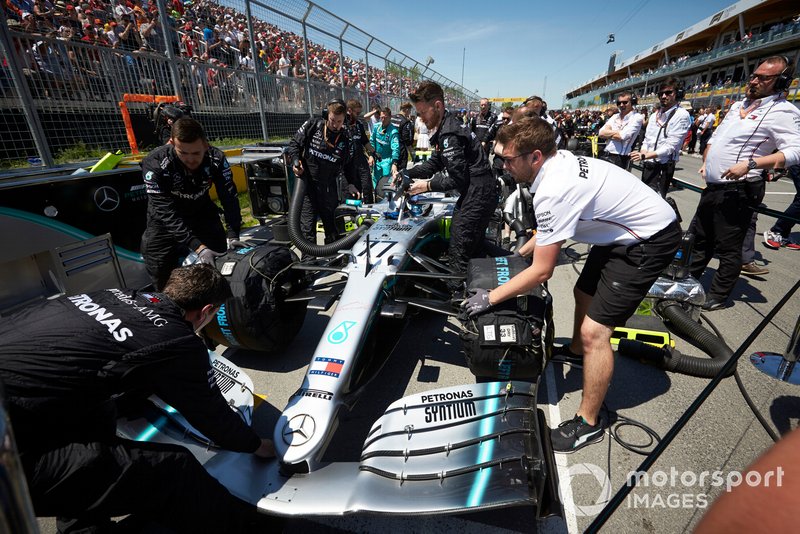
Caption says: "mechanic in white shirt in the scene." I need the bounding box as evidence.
[464,117,680,453]
[689,56,800,311]
[631,77,692,197]
[598,92,643,169]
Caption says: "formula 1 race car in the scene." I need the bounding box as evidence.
[116,179,562,519]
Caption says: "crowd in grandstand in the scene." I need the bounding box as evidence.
[4,0,466,108]
[578,15,800,100]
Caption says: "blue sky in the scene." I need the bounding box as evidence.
[312,0,735,105]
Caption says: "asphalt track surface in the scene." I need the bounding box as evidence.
[37,154,800,533]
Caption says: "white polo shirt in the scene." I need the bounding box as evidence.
[704,94,800,185]
[530,151,676,246]
[602,111,643,155]
[640,105,692,163]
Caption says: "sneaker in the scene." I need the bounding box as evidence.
[763,230,784,249]
[741,262,769,277]
[786,239,800,251]
[551,414,605,453]
[551,344,584,366]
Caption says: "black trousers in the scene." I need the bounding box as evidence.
[141,210,227,290]
[447,176,498,288]
[641,161,676,198]
[300,176,341,243]
[698,128,713,155]
[602,152,631,170]
[22,439,269,533]
[353,156,373,204]
[689,180,765,301]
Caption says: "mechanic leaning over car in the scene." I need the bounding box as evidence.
[404,81,498,288]
[0,264,279,533]
[140,117,243,290]
[463,117,681,453]
[287,99,359,244]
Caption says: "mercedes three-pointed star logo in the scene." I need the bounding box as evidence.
[282,414,316,446]
[94,186,121,212]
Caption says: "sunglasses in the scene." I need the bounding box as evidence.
[749,73,778,82]
[503,151,532,163]
[659,90,674,96]
[616,100,630,105]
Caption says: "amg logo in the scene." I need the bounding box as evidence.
[292,388,334,401]
[420,389,474,403]
[424,401,477,423]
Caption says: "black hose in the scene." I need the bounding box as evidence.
[617,301,734,378]
[288,173,373,257]
[701,315,780,442]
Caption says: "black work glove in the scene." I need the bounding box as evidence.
[461,288,492,317]
[197,247,223,266]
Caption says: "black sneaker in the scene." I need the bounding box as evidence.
[551,344,584,366]
[551,414,605,453]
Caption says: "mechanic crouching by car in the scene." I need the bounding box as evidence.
[141,117,243,290]
[405,81,498,288]
[464,117,680,453]
[287,99,359,244]
[0,264,280,533]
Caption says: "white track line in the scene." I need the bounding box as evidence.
[545,363,579,534]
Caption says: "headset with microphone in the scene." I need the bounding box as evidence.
[322,99,347,120]
[773,55,794,93]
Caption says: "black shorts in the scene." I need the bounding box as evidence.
[576,220,681,327]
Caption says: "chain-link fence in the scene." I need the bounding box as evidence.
[0,0,478,168]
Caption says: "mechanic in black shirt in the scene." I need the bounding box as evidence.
[140,117,242,290]
[346,98,376,203]
[286,99,358,243]
[485,105,513,179]
[405,81,498,286]
[0,264,277,533]
[391,102,415,170]
[470,98,498,156]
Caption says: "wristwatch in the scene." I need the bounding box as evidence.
[747,158,757,170]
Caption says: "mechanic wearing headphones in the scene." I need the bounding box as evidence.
[141,117,242,290]
[688,56,800,311]
[346,98,376,203]
[630,77,692,197]
[0,264,278,533]
[287,99,359,244]
[405,81,497,287]
[464,117,680,453]
[598,91,644,169]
